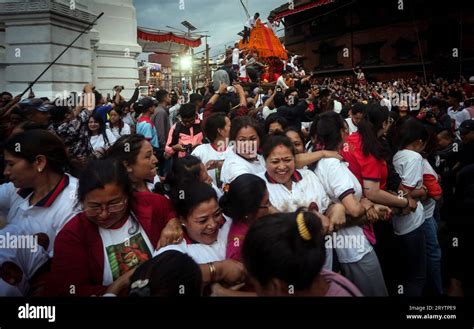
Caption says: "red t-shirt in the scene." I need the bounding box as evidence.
[340,133,388,191]
[340,133,388,245]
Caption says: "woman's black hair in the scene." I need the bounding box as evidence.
[105,134,147,167]
[309,114,320,142]
[229,116,263,142]
[391,116,429,150]
[129,250,202,297]
[109,107,125,135]
[0,91,13,98]
[316,111,345,151]
[242,211,326,291]
[273,92,286,108]
[164,155,203,192]
[264,113,288,135]
[422,124,438,158]
[93,90,103,105]
[357,103,390,160]
[77,158,134,205]
[350,102,367,116]
[179,103,196,120]
[262,133,296,159]
[285,127,306,148]
[171,181,217,219]
[204,112,227,143]
[49,105,71,124]
[89,111,111,146]
[3,130,69,175]
[219,174,267,221]
[212,93,232,114]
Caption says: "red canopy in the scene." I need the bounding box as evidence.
[137,27,201,54]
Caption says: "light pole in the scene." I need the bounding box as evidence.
[181,21,196,91]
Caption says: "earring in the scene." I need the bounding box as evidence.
[38,168,43,173]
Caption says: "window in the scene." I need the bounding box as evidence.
[318,42,339,68]
[360,43,382,65]
[393,38,415,60]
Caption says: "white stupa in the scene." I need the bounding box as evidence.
[0,0,142,99]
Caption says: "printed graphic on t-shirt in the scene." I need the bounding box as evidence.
[105,233,151,280]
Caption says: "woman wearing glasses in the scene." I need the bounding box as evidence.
[47,158,180,296]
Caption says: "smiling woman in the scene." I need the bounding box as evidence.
[105,134,159,193]
[46,158,179,297]
[156,182,247,290]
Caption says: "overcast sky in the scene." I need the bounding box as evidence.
[133,0,285,59]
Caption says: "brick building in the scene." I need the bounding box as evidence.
[269,0,474,81]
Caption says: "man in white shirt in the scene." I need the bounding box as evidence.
[447,90,470,130]
[266,17,280,34]
[244,13,260,44]
[345,103,366,134]
[276,71,290,90]
[232,43,240,72]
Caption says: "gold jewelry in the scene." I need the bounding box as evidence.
[296,212,311,241]
[208,262,217,282]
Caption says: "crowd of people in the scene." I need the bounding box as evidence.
[0,58,473,297]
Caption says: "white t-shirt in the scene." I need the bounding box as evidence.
[145,175,161,193]
[259,169,333,270]
[99,216,154,285]
[122,113,135,129]
[168,104,181,126]
[107,122,131,140]
[154,216,232,264]
[232,48,240,65]
[380,97,392,110]
[276,75,289,89]
[447,107,470,129]
[262,105,277,120]
[192,144,233,188]
[0,225,40,296]
[239,61,247,78]
[220,150,266,185]
[0,174,79,255]
[345,117,358,135]
[246,17,256,28]
[314,158,373,263]
[0,175,79,296]
[334,100,342,114]
[259,169,331,213]
[90,129,117,152]
[421,159,438,219]
[392,149,425,235]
